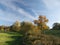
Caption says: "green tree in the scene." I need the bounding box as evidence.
[52,23,60,30]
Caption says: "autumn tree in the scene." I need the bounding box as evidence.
[10,21,21,32]
[0,25,4,32]
[20,21,40,45]
[33,15,49,45]
[20,21,35,35]
[4,26,10,32]
[34,15,49,30]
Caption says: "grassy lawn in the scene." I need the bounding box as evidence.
[0,32,22,45]
[0,30,60,45]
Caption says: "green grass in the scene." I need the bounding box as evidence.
[0,30,60,45]
[43,30,60,37]
[0,32,23,45]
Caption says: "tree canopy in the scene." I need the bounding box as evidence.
[34,15,49,30]
[52,23,60,30]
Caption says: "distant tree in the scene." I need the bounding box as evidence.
[4,26,10,32]
[0,25,10,32]
[52,23,60,30]
[0,25,4,32]
[34,15,49,30]
[10,21,21,32]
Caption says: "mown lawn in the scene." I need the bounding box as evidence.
[0,32,23,45]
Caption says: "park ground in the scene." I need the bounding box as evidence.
[0,32,22,45]
[0,30,60,45]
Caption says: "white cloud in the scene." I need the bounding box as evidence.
[31,9,38,16]
[0,9,21,22]
[17,8,35,19]
[0,0,35,22]
[42,0,60,9]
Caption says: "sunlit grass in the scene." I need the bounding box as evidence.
[0,32,22,45]
[0,33,14,42]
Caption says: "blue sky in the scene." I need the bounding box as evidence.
[0,0,60,28]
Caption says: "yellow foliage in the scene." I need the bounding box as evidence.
[34,15,49,30]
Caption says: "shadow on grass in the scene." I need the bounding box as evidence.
[6,36,24,45]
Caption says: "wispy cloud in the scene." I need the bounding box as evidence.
[17,8,35,19]
[0,0,36,22]
[0,9,21,22]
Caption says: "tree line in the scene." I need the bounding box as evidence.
[0,15,60,45]
[0,15,49,32]
[0,15,60,32]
